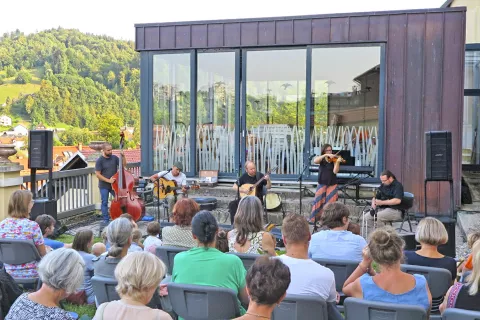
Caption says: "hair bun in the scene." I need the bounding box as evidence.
[372,229,391,248]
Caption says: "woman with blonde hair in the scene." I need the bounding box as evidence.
[0,190,47,278]
[93,251,172,320]
[227,196,275,255]
[440,240,480,313]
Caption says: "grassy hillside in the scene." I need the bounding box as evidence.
[0,67,43,104]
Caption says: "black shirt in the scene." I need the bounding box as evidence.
[454,283,480,311]
[404,250,457,281]
[376,179,404,210]
[317,159,337,186]
[238,172,267,201]
[95,155,120,190]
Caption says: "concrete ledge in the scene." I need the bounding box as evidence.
[0,177,23,187]
[0,164,24,172]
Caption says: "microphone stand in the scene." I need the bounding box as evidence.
[154,169,172,222]
[297,155,315,216]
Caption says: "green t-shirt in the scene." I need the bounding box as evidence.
[172,247,247,315]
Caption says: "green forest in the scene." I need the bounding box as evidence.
[0,28,140,148]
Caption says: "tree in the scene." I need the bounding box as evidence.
[15,70,32,84]
[5,65,16,77]
[98,112,123,147]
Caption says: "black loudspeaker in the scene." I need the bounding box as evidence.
[425,131,452,181]
[436,216,456,258]
[28,130,53,169]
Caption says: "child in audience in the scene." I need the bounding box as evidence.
[215,229,229,253]
[35,214,72,250]
[92,243,107,257]
[143,221,162,253]
[459,231,480,274]
[119,213,138,229]
[128,229,144,253]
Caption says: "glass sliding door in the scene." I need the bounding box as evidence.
[464,49,480,164]
[245,49,307,175]
[152,53,191,173]
[197,52,236,174]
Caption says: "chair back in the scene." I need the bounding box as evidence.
[228,252,259,271]
[313,258,359,292]
[167,283,241,320]
[0,238,41,265]
[398,192,414,211]
[91,276,120,304]
[272,294,328,320]
[155,246,186,275]
[442,308,480,320]
[344,297,427,320]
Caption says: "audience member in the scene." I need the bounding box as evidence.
[162,198,200,248]
[404,217,457,281]
[92,242,107,257]
[278,214,337,302]
[228,196,275,255]
[459,231,480,274]
[71,229,96,305]
[128,229,144,253]
[233,256,290,320]
[216,229,229,253]
[119,213,138,229]
[343,227,432,313]
[0,190,46,278]
[172,210,249,314]
[93,218,132,278]
[143,221,163,253]
[35,214,72,250]
[309,202,367,261]
[93,252,172,320]
[6,249,84,320]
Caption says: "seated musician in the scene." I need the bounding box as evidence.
[149,161,187,215]
[362,169,404,235]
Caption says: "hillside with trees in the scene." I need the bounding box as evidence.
[0,28,140,147]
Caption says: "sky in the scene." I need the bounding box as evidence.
[0,0,446,41]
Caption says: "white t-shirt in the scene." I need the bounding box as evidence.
[278,255,337,302]
[143,235,163,252]
[156,171,187,194]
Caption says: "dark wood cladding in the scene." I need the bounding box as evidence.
[136,8,466,215]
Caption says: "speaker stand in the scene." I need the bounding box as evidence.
[424,179,454,218]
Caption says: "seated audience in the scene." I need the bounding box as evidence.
[216,229,229,253]
[404,217,457,282]
[6,248,84,320]
[35,214,72,250]
[143,221,163,253]
[228,196,275,255]
[172,210,249,314]
[93,217,132,278]
[93,252,172,320]
[0,190,46,278]
[162,198,200,249]
[72,229,96,305]
[343,227,432,312]
[92,242,107,257]
[440,240,480,313]
[128,229,144,253]
[119,213,138,229]
[0,262,22,317]
[233,256,291,320]
[309,202,367,261]
[278,214,337,302]
[459,231,480,275]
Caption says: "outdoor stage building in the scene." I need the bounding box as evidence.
[135,7,466,215]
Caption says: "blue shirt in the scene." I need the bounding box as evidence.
[308,230,366,261]
[77,251,96,304]
[44,238,64,250]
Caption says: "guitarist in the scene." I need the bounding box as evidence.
[149,162,187,215]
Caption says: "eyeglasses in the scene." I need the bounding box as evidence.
[325,149,333,152]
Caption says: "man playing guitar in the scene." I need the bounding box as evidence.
[149,162,187,215]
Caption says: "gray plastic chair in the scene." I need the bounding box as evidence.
[344,297,427,320]
[313,258,359,293]
[167,283,241,320]
[400,264,451,313]
[442,308,480,320]
[155,246,186,275]
[0,238,42,286]
[228,252,259,271]
[272,294,328,320]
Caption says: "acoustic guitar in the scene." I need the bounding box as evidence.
[239,166,277,198]
[153,178,200,199]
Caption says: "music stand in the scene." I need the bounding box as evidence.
[336,171,374,206]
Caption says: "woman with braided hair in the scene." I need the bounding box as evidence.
[172,210,249,315]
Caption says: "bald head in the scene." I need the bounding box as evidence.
[245,161,257,177]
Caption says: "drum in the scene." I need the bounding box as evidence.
[264,193,282,211]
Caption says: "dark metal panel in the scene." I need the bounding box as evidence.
[330,17,349,42]
[294,20,312,44]
[385,14,407,182]
[241,22,258,46]
[192,25,207,48]
[423,12,444,214]
[440,11,466,213]
[403,13,426,213]
[368,15,389,41]
[160,26,175,49]
[349,16,369,42]
[465,89,480,96]
[311,18,330,43]
[140,52,153,175]
[276,20,294,44]
[144,27,160,50]
[225,23,241,47]
[208,24,224,47]
[136,27,145,50]
[258,21,275,45]
[175,25,191,49]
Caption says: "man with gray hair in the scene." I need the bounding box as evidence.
[149,162,187,216]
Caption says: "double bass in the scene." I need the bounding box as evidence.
[110,132,144,221]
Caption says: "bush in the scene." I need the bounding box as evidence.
[5,65,16,78]
[15,70,32,84]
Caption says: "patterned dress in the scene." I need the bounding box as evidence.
[227,229,265,254]
[6,293,74,320]
[0,218,44,278]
